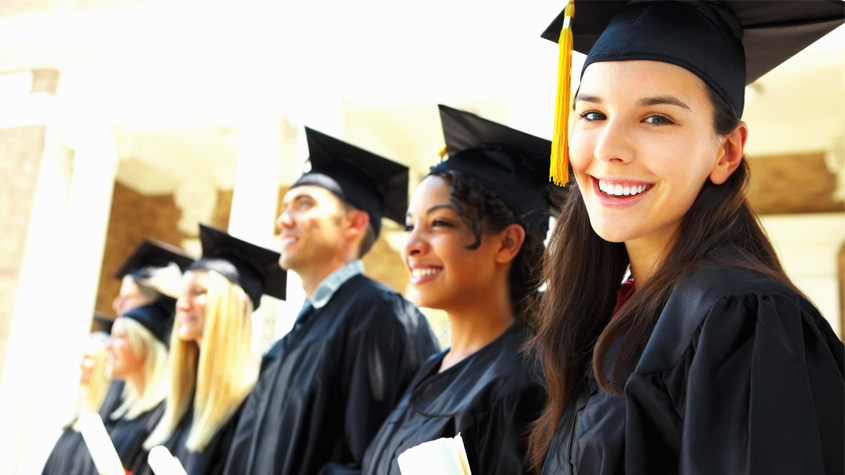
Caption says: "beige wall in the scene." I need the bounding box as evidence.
[0,126,47,376]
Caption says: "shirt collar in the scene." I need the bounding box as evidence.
[308,260,364,309]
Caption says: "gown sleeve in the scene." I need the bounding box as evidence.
[331,296,438,473]
[625,292,845,475]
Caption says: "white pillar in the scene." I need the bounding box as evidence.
[227,108,285,354]
[0,123,118,474]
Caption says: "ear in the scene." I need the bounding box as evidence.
[343,210,370,240]
[709,121,748,185]
[494,224,526,264]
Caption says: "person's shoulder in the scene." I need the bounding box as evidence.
[677,263,797,303]
[637,263,812,373]
[334,275,423,323]
[463,324,545,400]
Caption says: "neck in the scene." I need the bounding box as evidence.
[625,234,674,287]
[125,372,146,399]
[298,259,351,299]
[440,277,515,372]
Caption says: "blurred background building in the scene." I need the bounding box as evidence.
[0,0,842,473]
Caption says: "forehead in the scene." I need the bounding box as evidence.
[283,184,344,206]
[409,175,452,210]
[579,60,709,101]
[183,269,209,286]
[112,317,128,332]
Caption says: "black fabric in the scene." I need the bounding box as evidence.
[541,0,845,118]
[133,401,244,475]
[293,127,410,238]
[114,238,193,280]
[41,427,89,475]
[223,275,440,475]
[41,402,165,475]
[541,264,845,475]
[121,299,175,344]
[188,224,286,309]
[358,323,547,475]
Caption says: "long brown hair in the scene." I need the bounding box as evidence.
[527,85,796,470]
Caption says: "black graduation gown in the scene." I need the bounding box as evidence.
[360,323,546,475]
[98,380,127,419]
[41,402,165,475]
[133,401,244,475]
[542,264,845,475]
[41,425,88,475]
[223,274,440,475]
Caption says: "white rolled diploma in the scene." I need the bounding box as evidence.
[148,446,188,475]
[397,433,472,475]
[78,412,124,475]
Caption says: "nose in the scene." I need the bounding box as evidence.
[403,227,429,259]
[276,209,294,232]
[593,118,633,165]
[112,296,123,315]
[176,295,191,312]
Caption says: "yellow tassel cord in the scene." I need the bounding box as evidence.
[438,145,448,159]
[550,1,575,185]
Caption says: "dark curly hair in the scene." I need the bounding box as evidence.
[428,169,549,326]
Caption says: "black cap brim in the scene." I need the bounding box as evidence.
[189,224,286,309]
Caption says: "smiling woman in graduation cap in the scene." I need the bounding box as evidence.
[529,1,845,474]
[138,224,286,475]
[41,314,113,475]
[359,105,555,475]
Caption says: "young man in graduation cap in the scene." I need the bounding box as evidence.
[223,128,440,475]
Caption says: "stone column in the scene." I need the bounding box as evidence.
[227,108,284,354]
[0,68,119,472]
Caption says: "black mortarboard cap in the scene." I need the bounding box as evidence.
[542,0,845,118]
[92,312,115,334]
[291,127,410,238]
[188,224,286,309]
[433,104,555,233]
[114,238,194,280]
[121,299,175,344]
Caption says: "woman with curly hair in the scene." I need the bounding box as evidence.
[358,105,555,475]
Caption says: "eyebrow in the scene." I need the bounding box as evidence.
[636,95,691,111]
[406,203,454,219]
[573,93,691,111]
[284,192,314,204]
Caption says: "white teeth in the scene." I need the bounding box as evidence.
[599,180,649,197]
[411,268,441,278]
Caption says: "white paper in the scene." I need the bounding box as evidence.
[148,446,188,475]
[397,433,472,475]
[78,412,124,475]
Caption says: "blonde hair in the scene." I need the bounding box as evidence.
[145,270,258,452]
[111,317,169,420]
[80,333,111,414]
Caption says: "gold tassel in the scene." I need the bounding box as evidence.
[438,145,448,159]
[550,0,575,185]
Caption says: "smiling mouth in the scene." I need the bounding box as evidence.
[410,267,442,279]
[597,179,653,197]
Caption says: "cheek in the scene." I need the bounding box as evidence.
[568,129,595,171]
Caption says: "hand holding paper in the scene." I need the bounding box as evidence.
[397,433,472,475]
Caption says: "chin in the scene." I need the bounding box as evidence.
[410,291,444,311]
